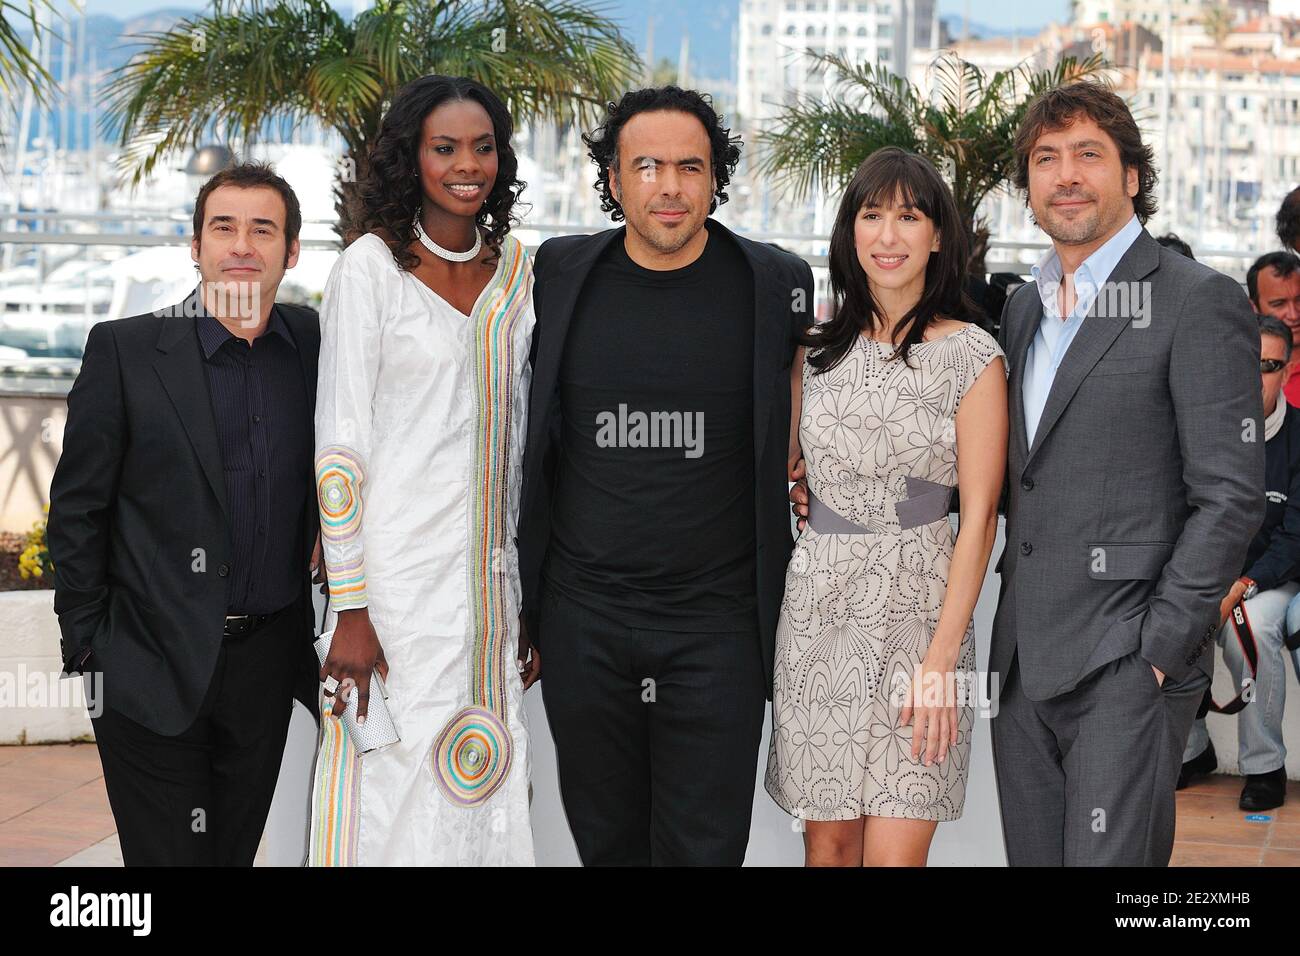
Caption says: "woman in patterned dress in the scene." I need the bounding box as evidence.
[766,147,1008,866]
[309,76,538,865]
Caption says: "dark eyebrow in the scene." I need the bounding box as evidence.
[630,155,707,166]
[431,133,495,143]
[207,215,279,228]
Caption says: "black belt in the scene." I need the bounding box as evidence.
[223,605,288,638]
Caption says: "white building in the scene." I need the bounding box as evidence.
[736,0,938,130]
[734,0,937,235]
[1125,47,1300,249]
[1072,0,1267,28]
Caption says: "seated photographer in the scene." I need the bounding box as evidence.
[1180,315,1300,811]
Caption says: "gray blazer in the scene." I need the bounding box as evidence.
[991,227,1266,701]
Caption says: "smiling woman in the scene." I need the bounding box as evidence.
[768,144,1007,868]
[308,75,538,866]
[800,146,979,373]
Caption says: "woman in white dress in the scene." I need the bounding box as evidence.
[309,75,538,865]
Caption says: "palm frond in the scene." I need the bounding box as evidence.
[0,0,63,107]
[759,48,1110,230]
[102,0,642,188]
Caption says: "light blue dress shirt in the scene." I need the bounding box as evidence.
[1023,213,1143,447]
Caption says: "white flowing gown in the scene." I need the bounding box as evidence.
[308,231,536,865]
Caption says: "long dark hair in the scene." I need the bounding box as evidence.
[353,75,525,269]
[804,147,975,373]
[582,85,741,222]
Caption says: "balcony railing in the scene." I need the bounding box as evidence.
[0,211,1266,396]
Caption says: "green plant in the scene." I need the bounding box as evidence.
[102,0,642,241]
[0,0,63,107]
[757,50,1108,256]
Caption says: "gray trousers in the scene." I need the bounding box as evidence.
[992,647,1209,866]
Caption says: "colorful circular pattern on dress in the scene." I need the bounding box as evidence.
[317,448,364,543]
[431,706,511,807]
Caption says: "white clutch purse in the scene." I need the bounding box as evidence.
[313,628,400,753]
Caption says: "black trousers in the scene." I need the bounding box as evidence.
[538,585,767,866]
[90,605,300,866]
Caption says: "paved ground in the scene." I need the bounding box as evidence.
[2,742,1299,865]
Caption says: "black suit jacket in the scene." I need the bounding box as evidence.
[517,222,814,697]
[48,291,322,736]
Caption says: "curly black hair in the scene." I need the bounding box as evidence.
[582,86,741,221]
[1278,185,1300,253]
[353,74,525,269]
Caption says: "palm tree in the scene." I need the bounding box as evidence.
[1199,4,1233,218]
[0,0,61,107]
[757,51,1107,259]
[1200,5,1233,53]
[102,0,642,241]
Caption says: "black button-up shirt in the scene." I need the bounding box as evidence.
[196,306,312,615]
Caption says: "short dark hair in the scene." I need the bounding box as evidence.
[1246,251,1300,308]
[1277,185,1300,252]
[1260,314,1294,365]
[192,161,302,264]
[1013,81,1158,224]
[1155,232,1194,260]
[583,86,741,222]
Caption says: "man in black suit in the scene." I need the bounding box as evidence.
[48,162,321,866]
[518,87,813,865]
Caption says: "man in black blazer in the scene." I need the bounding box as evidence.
[518,87,813,865]
[48,163,321,866]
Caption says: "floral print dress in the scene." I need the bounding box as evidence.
[765,323,1005,822]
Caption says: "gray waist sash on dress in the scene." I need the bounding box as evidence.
[808,476,954,534]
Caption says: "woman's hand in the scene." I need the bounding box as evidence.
[321,607,388,723]
[310,532,328,596]
[899,648,960,767]
[517,614,541,691]
[788,457,809,532]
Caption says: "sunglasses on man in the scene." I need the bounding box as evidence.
[1262,358,1288,373]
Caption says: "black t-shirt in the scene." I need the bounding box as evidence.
[544,219,758,630]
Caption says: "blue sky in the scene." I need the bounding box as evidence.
[82,0,1073,32]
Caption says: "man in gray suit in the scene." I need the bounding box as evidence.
[990,82,1265,865]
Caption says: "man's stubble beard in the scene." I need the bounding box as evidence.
[1035,198,1106,246]
[625,208,707,256]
